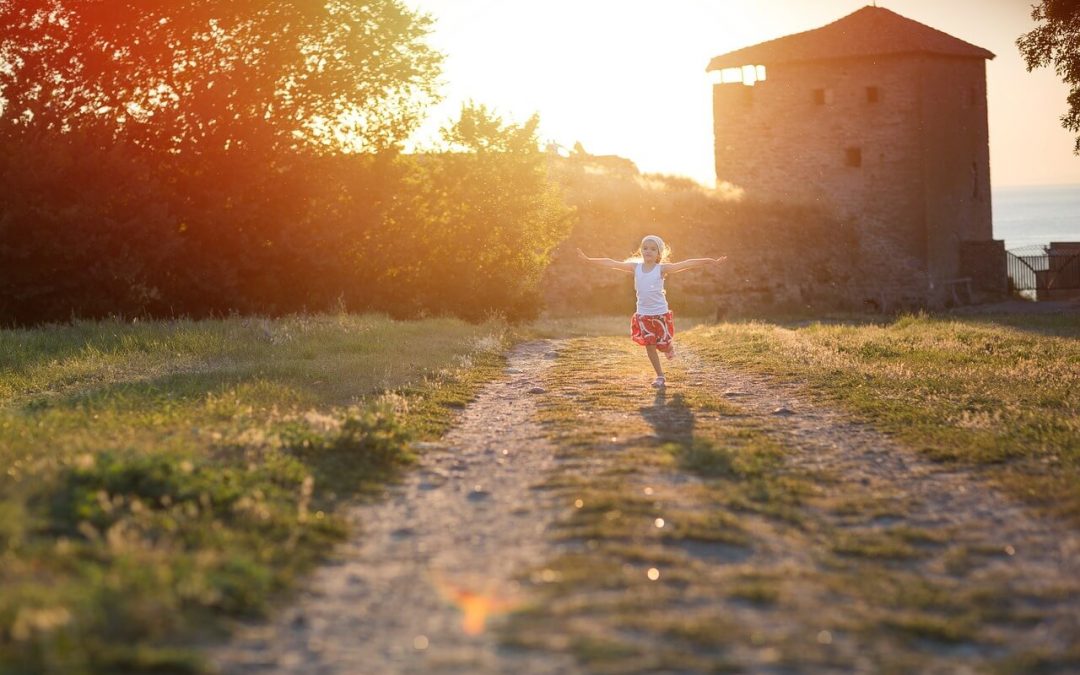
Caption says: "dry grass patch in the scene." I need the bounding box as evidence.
[681,313,1080,521]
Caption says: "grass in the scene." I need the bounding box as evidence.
[0,313,508,675]
[679,312,1080,520]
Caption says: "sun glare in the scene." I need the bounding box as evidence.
[430,569,520,636]
[400,0,1080,187]
[403,0,772,184]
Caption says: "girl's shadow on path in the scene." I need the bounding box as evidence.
[639,390,695,447]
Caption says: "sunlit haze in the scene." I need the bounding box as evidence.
[404,0,1080,188]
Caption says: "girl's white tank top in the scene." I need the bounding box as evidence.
[634,263,669,315]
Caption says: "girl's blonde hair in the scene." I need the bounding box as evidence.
[626,234,671,263]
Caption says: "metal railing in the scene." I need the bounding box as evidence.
[1006,245,1080,292]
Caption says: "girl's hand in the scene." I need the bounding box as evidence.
[576,248,589,261]
[712,256,728,265]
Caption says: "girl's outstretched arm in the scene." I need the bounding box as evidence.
[663,256,727,274]
[576,248,636,272]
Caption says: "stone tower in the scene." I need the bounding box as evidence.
[708,6,1006,306]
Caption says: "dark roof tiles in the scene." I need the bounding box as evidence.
[706,6,994,71]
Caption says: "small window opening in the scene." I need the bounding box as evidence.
[719,67,743,84]
[813,88,826,105]
[845,147,862,168]
[866,86,879,103]
[714,64,766,86]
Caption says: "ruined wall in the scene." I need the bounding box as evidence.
[540,158,862,317]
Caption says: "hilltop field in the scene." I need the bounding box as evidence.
[1,310,1077,673]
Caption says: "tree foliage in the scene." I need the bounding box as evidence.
[377,104,573,320]
[0,0,442,153]
[1,4,573,325]
[1017,0,1080,153]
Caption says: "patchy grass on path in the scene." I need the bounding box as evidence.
[503,337,829,672]
[0,314,507,675]
[680,313,1080,520]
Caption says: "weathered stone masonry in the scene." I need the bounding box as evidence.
[708,6,1007,308]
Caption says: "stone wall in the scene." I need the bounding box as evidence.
[959,240,1007,299]
[918,56,993,298]
[1039,242,1080,301]
[540,158,863,318]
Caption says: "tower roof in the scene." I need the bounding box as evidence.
[706,6,995,71]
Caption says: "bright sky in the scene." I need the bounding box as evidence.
[403,0,1080,188]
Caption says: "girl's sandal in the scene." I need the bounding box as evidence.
[651,376,666,389]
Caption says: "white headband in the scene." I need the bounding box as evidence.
[641,235,666,255]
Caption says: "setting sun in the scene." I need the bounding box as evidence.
[403,0,772,183]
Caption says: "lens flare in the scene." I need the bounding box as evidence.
[429,570,521,636]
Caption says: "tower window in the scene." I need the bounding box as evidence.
[866,86,879,103]
[813,88,826,104]
[845,147,862,167]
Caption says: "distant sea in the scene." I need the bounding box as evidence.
[993,184,1080,251]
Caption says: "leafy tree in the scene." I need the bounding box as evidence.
[0,1,445,325]
[0,0,442,153]
[0,5,576,324]
[385,104,573,320]
[1017,0,1080,153]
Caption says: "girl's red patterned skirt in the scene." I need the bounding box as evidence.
[630,312,675,352]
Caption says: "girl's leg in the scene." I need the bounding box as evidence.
[645,345,664,377]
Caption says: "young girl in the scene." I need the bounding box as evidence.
[577,235,725,388]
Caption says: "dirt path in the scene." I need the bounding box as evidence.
[211,341,578,674]
[211,336,1080,673]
